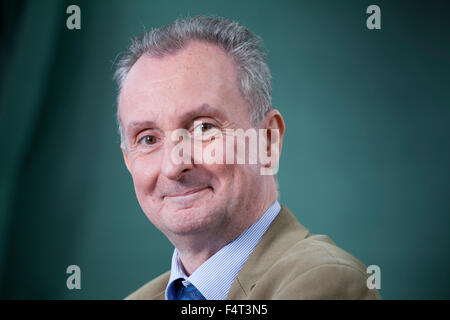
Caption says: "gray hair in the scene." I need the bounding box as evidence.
[113,15,272,146]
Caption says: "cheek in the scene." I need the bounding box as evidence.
[200,134,261,185]
[206,161,255,194]
[129,155,159,196]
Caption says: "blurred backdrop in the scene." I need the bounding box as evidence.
[0,0,449,299]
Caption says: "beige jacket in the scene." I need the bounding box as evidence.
[126,205,381,300]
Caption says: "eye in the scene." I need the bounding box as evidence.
[138,135,158,145]
[193,122,217,135]
[200,123,215,132]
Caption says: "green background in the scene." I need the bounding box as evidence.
[0,0,449,299]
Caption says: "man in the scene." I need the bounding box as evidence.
[114,15,380,300]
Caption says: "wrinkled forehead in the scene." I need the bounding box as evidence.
[118,41,245,127]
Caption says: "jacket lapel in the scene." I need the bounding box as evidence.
[226,205,310,299]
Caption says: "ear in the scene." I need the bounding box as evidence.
[264,109,285,154]
[121,145,132,174]
[259,109,285,173]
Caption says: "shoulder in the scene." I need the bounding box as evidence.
[279,234,368,276]
[251,234,381,299]
[125,270,170,300]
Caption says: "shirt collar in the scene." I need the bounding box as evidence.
[165,200,281,300]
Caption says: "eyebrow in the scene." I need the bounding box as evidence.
[125,104,226,136]
[126,120,158,136]
[178,103,226,126]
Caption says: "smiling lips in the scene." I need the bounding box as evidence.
[164,186,211,199]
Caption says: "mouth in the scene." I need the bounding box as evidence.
[164,186,212,199]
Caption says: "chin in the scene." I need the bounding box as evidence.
[162,205,224,236]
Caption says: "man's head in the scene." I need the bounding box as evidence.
[114,16,285,243]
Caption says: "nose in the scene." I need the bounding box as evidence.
[160,133,194,180]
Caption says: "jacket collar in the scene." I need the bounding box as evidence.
[226,205,310,299]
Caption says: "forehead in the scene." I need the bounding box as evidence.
[118,41,248,127]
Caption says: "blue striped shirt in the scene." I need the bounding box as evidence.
[165,201,281,300]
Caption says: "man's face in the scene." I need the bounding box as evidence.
[119,41,264,238]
